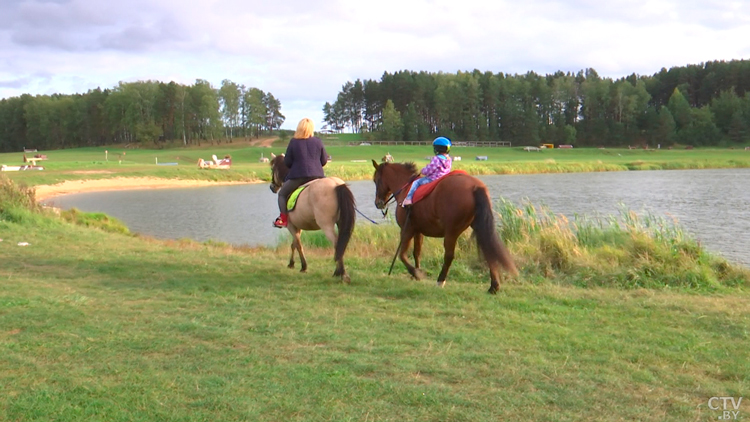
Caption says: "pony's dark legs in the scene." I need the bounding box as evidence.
[398,227,422,280]
[288,228,307,272]
[322,223,351,284]
[436,233,459,288]
[413,233,423,269]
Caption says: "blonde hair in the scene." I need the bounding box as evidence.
[294,118,315,139]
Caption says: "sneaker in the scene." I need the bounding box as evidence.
[401,198,413,207]
[272,216,287,228]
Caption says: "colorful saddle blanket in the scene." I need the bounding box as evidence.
[411,170,468,204]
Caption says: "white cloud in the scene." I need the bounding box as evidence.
[1,0,749,128]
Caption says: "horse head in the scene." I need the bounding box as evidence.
[371,160,418,210]
[269,153,287,193]
[371,160,389,209]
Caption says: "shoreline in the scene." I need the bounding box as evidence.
[35,177,258,202]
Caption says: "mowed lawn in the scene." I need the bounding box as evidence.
[0,211,748,421]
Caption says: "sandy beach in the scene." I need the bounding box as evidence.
[35,177,254,202]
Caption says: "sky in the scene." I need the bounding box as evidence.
[1,0,749,130]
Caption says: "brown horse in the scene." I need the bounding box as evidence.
[371,160,517,293]
[270,153,356,283]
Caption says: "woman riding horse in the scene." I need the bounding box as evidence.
[273,118,329,228]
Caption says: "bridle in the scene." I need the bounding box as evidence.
[375,178,411,218]
[269,157,286,193]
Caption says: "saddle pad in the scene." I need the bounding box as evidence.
[286,178,326,211]
[287,185,307,211]
[412,170,468,204]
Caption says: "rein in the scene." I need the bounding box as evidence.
[380,181,413,218]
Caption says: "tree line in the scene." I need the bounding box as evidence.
[0,79,285,153]
[323,59,750,147]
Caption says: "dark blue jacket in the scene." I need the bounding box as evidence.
[283,137,328,180]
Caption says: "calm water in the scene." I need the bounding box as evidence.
[46,169,750,266]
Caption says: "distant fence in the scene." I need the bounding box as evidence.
[347,141,512,147]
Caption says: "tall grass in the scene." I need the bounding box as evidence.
[59,208,131,235]
[0,174,40,215]
[282,199,749,291]
[495,199,750,290]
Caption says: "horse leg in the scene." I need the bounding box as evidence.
[291,229,307,273]
[398,228,420,280]
[288,241,295,269]
[322,224,350,284]
[412,233,426,279]
[287,228,296,268]
[436,233,459,288]
[488,263,502,295]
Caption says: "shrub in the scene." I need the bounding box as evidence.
[0,175,40,216]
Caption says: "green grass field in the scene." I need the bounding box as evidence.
[3,140,750,189]
[1,173,748,421]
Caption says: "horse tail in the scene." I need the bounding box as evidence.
[471,187,518,275]
[334,184,356,262]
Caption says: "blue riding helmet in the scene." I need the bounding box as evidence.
[432,137,451,154]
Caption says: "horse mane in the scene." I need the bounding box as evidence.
[401,162,419,176]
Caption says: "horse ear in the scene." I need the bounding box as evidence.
[270,153,276,158]
[372,159,380,170]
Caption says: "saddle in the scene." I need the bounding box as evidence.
[410,170,468,205]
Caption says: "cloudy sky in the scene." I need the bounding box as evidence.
[1,0,749,129]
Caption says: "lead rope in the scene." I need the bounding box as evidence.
[381,180,414,218]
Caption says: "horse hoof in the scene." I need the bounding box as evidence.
[413,269,425,280]
[287,264,294,269]
[487,286,499,295]
[436,281,445,288]
[342,274,351,284]
[300,269,307,273]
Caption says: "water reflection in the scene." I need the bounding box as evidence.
[47,169,750,266]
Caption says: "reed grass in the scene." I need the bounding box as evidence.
[0,174,40,215]
[495,199,749,290]
[281,197,750,292]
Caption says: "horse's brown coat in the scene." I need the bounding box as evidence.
[372,160,517,293]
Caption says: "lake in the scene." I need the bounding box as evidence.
[46,169,750,267]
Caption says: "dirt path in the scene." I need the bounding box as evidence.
[248,137,278,147]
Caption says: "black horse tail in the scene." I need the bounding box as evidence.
[334,184,356,262]
[471,187,518,276]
